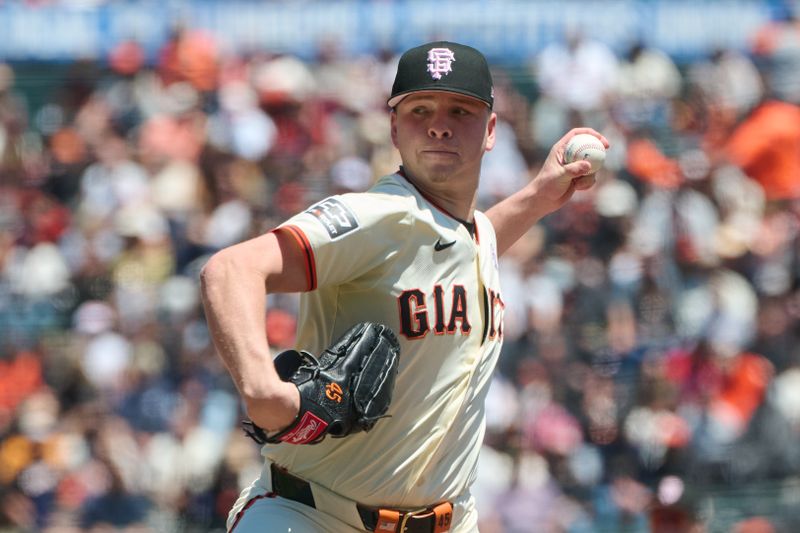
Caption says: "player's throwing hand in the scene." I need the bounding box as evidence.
[535,128,610,209]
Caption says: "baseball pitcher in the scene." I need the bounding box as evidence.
[201,40,607,533]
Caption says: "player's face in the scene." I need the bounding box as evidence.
[390,91,496,188]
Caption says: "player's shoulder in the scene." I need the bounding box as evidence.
[359,172,415,201]
[336,172,417,220]
[292,173,415,240]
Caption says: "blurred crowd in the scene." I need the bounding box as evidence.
[2,8,800,533]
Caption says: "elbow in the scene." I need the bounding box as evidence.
[199,251,220,281]
[199,247,269,307]
[199,252,219,293]
[199,249,234,300]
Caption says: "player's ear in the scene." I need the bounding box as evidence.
[484,111,497,152]
[390,110,398,148]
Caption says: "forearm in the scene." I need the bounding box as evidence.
[200,249,297,430]
[485,182,554,257]
[487,128,605,257]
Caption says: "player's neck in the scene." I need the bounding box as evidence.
[400,167,478,222]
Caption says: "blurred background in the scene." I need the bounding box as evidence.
[2,0,800,532]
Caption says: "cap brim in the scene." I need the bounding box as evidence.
[387,88,492,108]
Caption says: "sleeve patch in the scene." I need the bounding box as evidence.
[305,198,359,239]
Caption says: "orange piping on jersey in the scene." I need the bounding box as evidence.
[274,225,317,291]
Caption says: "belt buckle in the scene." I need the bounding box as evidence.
[399,507,429,532]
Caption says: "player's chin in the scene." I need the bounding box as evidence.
[428,168,460,183]
[417,162,459,182]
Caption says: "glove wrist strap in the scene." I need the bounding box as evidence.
[271,411,329,444]
[244,397,329,446]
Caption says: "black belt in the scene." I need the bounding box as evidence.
[269,464,452,533]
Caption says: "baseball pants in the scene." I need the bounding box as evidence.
[229,492,362,533]
[226,462,479,532]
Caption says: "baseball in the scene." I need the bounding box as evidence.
[564,134,606,174]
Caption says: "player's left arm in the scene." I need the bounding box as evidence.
[486,128,608,257]
[200,230,307,433]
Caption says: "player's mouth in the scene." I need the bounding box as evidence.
[421,149,458,157]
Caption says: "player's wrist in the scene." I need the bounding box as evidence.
[243,381,301,433]
[241,322,400,446]
[522,179,559,220]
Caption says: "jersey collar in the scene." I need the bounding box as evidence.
[395,167,478,240]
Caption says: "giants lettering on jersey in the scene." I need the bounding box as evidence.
[398,285,504,340]
[486,288,505,341]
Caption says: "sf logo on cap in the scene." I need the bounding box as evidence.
[427,48,455,79]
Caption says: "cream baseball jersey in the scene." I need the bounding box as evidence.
[265,171,505,508]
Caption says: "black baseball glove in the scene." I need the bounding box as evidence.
[242,322,401,445]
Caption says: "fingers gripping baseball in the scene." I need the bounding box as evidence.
[572,173,596,191]
[242,322,401,445]
[529,128,607,212]
[563,160,594,179]
[562,132,607,175]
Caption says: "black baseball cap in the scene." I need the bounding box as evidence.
[388,41,494,109]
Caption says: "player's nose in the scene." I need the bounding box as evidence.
[426,108,453,139]
[427,122,452,139]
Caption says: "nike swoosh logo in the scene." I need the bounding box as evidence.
[434,239,456,251]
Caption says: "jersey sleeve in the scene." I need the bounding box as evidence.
[276,192,412,291]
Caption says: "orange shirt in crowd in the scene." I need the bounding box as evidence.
[713,352,773,429]
[0,351,43,413]
[158,29,219,92]
[725,100,800,200]
[626,138,683,189]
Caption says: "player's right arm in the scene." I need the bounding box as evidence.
[199,229,306,433]
[486,128,607,257]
